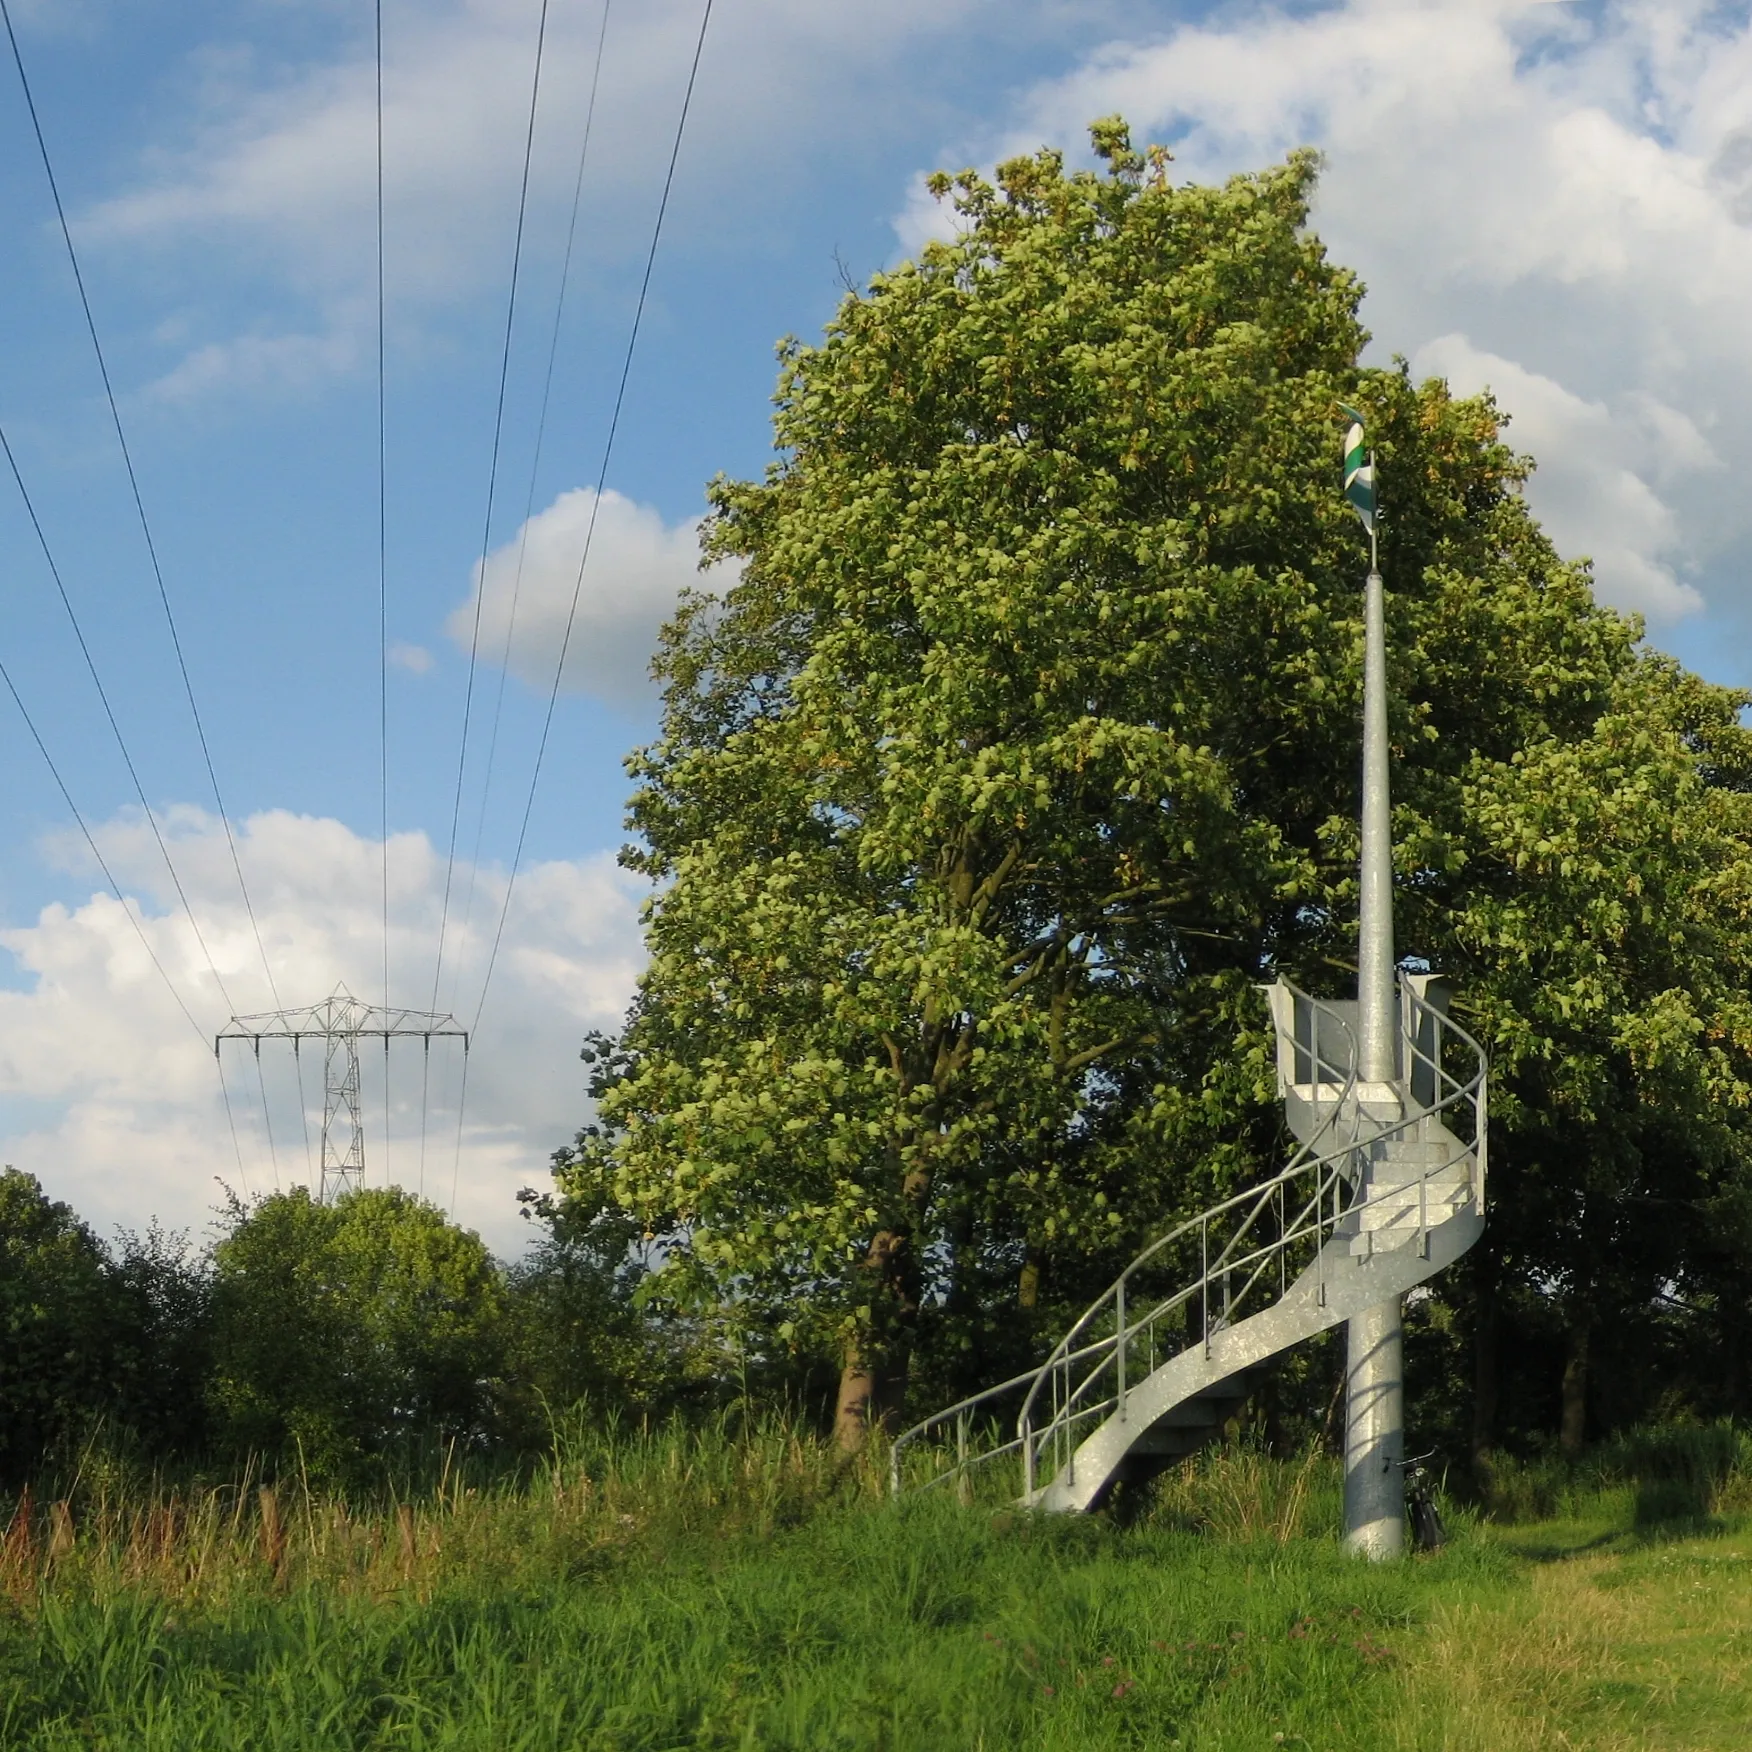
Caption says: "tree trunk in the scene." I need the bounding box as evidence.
[1018,1245,1043,1311]
[833,1348,906,1451]
[1560,1318,1590,1458]
[834,1220,918,1453]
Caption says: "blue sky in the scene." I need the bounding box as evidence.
[2,0,1749,1253]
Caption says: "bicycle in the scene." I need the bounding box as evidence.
[1400,1448,1446,1552]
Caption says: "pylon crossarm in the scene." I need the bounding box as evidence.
[213,986,471,1203]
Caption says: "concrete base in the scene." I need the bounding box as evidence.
[1343,1295,1405,1559]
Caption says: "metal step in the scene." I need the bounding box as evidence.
[1355,1183,1469,1226]
[1360,1176,1470,1201]
[1367,1140,1454,1167]
[1349,1202,1471,1255]
[1361,1163,1468,1192]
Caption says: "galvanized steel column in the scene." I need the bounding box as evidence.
[1346,564,1406,1558]
[1344,1295,1405,1558]
[1355,568,1397,1089]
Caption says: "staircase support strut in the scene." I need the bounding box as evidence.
[1347,560,1406,1556]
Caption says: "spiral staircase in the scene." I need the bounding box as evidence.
[890,973,1488,1511]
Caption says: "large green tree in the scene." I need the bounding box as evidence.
[561,123,1752,1449]
[1419,657,1752,1460]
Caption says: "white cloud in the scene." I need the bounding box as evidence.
[0,806,645,1257]
[388,641,433,674]
[906,0,1752,625]
[448,485,734,707]
[74,0,1014,396]
[1413,335,1709,621]
[143,325,361,403]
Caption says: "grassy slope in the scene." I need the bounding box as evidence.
[2,1435,1751,1749]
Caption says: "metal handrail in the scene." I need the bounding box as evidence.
[890,979,1360,1494]
[890,978,1487,1501]
[1018,985,1485,1495]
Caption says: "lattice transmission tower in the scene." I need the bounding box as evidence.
[216,984,468,1203]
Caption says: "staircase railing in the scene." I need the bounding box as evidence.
[890,979,1487,1501]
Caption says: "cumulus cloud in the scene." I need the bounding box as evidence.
[448,486,733,707]
[902,0,1752,625]
[1413,335,1710,621]
[0,806,645,1257]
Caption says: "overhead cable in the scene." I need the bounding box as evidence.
[0,0,284,1018]
[376,0,392,1181]
[421,0,553,1192]
[0,654,253,1197]
[0,410,300,1181]
[0,422,240,1016]
[470,0,715,1038]
[455,0,614,971]
[427,0,553,1019]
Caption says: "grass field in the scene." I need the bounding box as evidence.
[3,1426,1751,1749]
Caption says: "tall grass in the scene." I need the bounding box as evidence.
[2,1423,1750,1749]
[2,1416,880,1609]
[1479,1421,1752,1527]
[0,1429,1489,1752]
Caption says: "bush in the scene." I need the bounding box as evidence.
[1478,1419,1752,1526]
[101,1223,213,1461]
[208,1187,506,1485]
[0,1169,110,1485]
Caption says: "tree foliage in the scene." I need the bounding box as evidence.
[0,1169,110,1484]
[559,122,1752,1444]
[101,1223,214,1462]
[208,1188,507,1483]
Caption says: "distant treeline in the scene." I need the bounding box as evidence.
[4,1154,1750,1497]
[0,1167,749,1492]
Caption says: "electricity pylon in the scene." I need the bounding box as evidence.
[216,984,468,1203]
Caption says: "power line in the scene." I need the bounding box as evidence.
[3,415,291,1178]
[470,0,715,1039]
[0,0,282,1016]
[376,0,392,1181]
[420,0,552,1186]
[457,0,614,956]
[252,1048,281,1185]
[0,420,243,1016]
[293,1033,314,1196]
[449,1041,471,1217]
[0,663,206,1042]
[214,1049,255,1200]
[0,650,253,1195]
[427,0,552,1023]
[417,1029,432,1199]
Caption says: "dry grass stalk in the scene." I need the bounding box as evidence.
[258,1485,286,1576]
[2,1484,36,1595]
[396,1503,417,1579]
[48,1499,75,1564]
